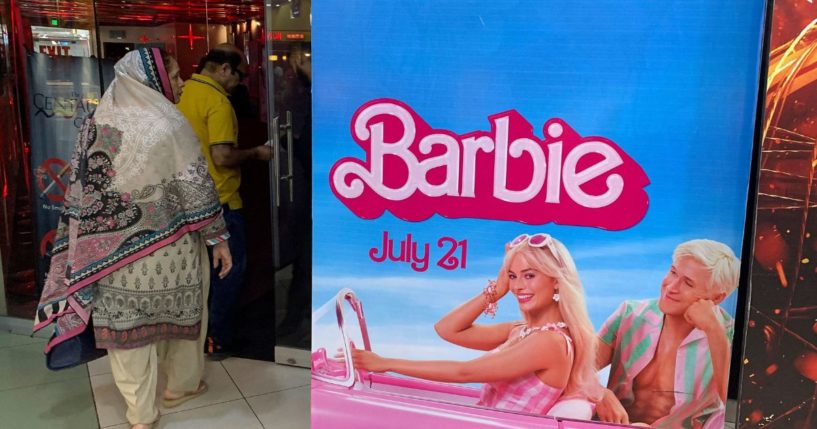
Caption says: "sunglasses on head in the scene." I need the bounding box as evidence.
[509,233,566,268]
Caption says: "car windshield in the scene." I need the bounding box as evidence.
[312,293,350,383]
[312,289,370,386]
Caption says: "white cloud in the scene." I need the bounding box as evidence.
[314,268,664,311]
[580,268,665,296]
[313,275,486,312]
[313,275,486,293]
[569,236,684,262]
[313,267,666,330]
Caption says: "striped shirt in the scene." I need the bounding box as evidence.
[477,324,571,415]
[599,299,733,429]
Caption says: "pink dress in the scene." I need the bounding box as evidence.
[476,323,573,415]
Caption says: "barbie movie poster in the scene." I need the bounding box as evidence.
[739,1,817,428]
[311,2,767,428]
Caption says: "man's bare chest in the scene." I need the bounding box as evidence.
[634,347,676,393]
[627,348,678,424]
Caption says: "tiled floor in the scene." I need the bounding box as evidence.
[91,354,309,429]
[0,331,98,429]
[0,330,309,429]
[0,329,739,429]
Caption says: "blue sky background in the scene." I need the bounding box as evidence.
[312,1,766,372]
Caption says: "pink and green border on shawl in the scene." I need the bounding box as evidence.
[34,214,220,353]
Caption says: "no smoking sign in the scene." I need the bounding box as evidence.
[36,158,71,203]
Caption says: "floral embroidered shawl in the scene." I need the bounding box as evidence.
[33,48,228,353]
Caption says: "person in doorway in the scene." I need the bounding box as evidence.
[594,239,739,428]
[34,48,232,429]
[177,44,272,359]
[352,233,601,417]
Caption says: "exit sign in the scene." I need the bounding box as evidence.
[266,31,310,42]
[50,18,59,26]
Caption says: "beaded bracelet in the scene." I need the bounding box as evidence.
[483,279,498,318]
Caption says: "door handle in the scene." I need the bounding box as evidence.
[285,111,294,203]
[279,111,295,203]
[272,115,281,207]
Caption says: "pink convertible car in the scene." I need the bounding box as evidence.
[311,289,623,429]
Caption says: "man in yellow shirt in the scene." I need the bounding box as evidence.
[177,45,271,358]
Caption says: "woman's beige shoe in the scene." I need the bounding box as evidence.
[162,381,209,408]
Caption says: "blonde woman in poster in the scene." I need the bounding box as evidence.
[594,239,739,428]
[352,233,600,417]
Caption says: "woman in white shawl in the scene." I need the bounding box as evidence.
[34,48,232,429]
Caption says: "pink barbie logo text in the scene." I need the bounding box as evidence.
[330,99,649,230]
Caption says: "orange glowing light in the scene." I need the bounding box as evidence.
[794,352,817,382]
[776,261,788,287]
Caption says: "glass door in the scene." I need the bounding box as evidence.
[7,0,311,365]
[264,0,311,367]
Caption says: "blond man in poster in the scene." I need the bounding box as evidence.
[595,239,739,428]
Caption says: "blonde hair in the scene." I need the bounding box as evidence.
[673,239,740,297]
[504,237,600,400]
